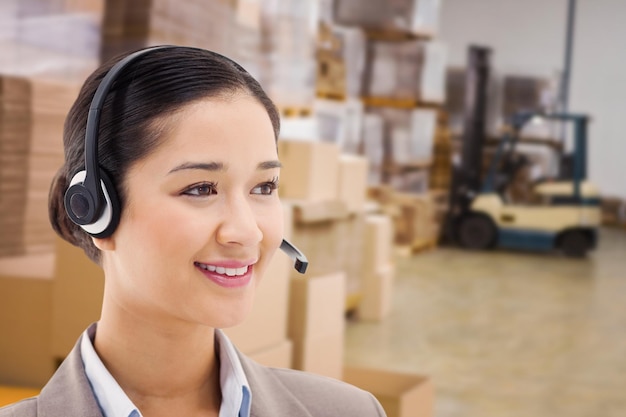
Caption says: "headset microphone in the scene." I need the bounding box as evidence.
[63,45,310,274]
[280,239,308,274]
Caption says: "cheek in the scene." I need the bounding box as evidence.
[261,201,285,249]
[120,200,207,267]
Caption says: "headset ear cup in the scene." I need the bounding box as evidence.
[65,169,121,238]
[64,175,98,226]
[92,168,121,239]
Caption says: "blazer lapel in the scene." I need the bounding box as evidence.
[37,333,103,417]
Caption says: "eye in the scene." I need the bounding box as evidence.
[182,182,217,197]
[251,178,278,196]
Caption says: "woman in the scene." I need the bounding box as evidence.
[0,46,386,416]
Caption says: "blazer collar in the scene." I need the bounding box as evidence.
[37,331,103,417]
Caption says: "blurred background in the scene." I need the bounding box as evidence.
[0,0,624,416]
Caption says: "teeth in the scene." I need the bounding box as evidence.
[197,263,249,277]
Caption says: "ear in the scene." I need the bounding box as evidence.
[92,236,115,251]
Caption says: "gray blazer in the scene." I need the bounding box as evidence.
[0,333,386,417]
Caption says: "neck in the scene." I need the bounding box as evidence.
[95,292,221,415]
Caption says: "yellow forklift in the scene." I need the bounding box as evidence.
[454,111,601,257]
[444,46,601,258]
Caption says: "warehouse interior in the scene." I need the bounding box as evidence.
[1,1,625,416]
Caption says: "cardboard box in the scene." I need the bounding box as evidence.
[0,274,54,387]
[343,366,433,417]
[50,238,104,359]
[292,330,344,380]
[291,199,349,224]
[337,155,368,213]
[364,40,446,104]
[366,107,437,166]
[334,0,441,36]
[333,213,366,297]
[0,385,41,407]
[316,23,366,100]
[287,201,364,295]
[363,214,393,270]
[288,271,346,340]
[247,338,292,369]
[387,191,439,246]
[315,98,364,153]
[278,140,340,202]
[359,263,395,321]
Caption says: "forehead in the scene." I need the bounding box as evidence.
[150,95,278,162]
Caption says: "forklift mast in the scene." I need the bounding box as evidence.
[443,46,492,242]
[459,46,492,196]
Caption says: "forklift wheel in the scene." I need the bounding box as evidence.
[458,215,497,250]
[559,231,590,258]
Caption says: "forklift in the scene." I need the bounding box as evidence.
[444,46,601,257]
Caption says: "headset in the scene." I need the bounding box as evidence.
[64,45,308,274]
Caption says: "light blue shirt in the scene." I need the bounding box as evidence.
[80,324,251,417]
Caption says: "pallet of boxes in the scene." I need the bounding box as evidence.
[314,0,440,415]
[277,138,432,416]
[320,0,448,257]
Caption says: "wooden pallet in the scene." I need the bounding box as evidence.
[278,106,312,118]
[364,27,433,42]
[316,91,346,101]
[411,237,439,254]
[361,96,442,110]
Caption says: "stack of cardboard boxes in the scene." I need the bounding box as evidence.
[0,0,101,80]
[333,0,441,36]
[277,138,399,376]
[0,76,31,257]
[100,0,236,62]
[277,139,352,379]
[368,185,441,251]
[0,75,79,258]
[260,0,318,110]
[314,0,447,196]
[99,0,319,112]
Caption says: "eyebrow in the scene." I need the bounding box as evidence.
[168,162,224,174]
[167,160,281,175]
[258,160,282,170]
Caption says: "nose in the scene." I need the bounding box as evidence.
[216,195,263,247]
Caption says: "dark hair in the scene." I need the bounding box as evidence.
[49,46,281,264]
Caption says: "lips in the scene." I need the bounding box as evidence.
[194,261,255,288]
[195,263,248,277]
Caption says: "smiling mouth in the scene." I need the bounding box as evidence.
[194,262,249,277]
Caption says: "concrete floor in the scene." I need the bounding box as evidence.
[345,228,626,417]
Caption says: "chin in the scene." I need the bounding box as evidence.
[207,293,257,330]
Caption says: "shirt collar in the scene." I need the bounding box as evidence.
[215,329,251,417]
[80,323,251,417]
[81,324,140,417]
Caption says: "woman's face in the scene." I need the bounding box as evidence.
[99,94,283,330]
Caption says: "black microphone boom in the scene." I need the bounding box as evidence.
[280,239,308,274]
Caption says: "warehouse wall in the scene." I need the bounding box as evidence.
[439,0,625,198]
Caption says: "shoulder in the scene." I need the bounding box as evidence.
[244,358,386,416]
[0,397,38,417]
[270,366,373,399]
